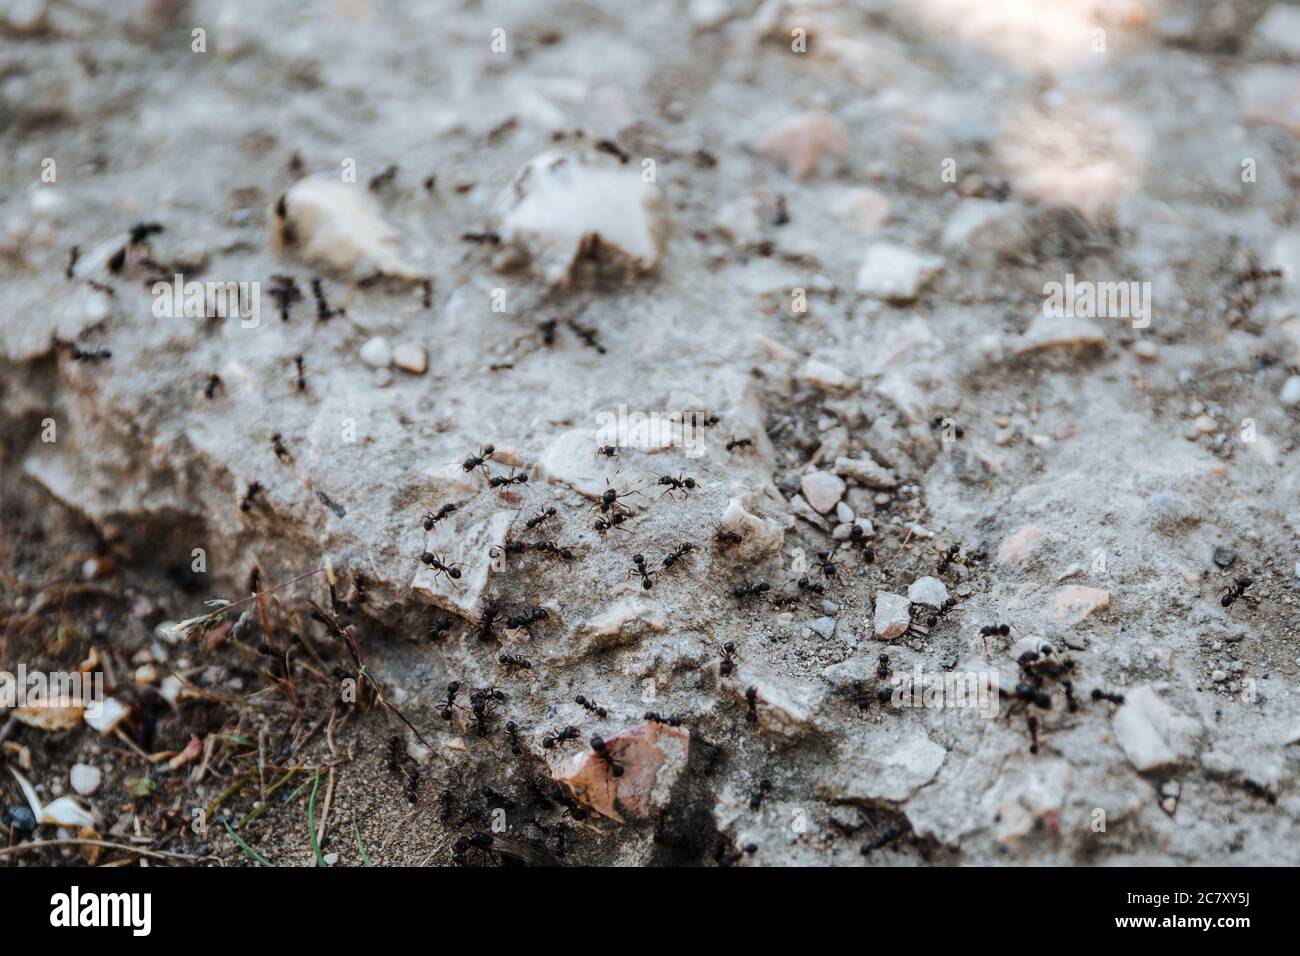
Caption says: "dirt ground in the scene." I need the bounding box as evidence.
[2,0,1299,867]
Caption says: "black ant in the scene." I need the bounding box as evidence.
[525,506,557,529]
[719,641,738,676]
[506,606,547,630]
[849,525,875,562]
[476,601,501,641]
[543,726,580,749]
[592,480,643,515]
[421,278,432,309]
[498,653,532,670]
[595,138,630,163]
[66,245,80,279]
[439,681,461,720]
[461,230,501,245]
[427,618,453,641]
[929,416,965,440]
[937,544,961,574]
[490,540,528,562]
[725,437,752,451]
[643,712,684,727]
[797,576,824,595]
[716,529,744,546]
[462,444,496,477]
[1027,715,1041,754]
[594,512,632,535]
[628,554,657,590]
[1220,576,1252,608]
[368,164,398,191]
[204,374,222,399]
[980,622,1012,652]
[691,413,720,428]
[422,503,456,530]
[851,681,874,711]
[595,444,619,461]
[744,685,759,723]
[469,688,506,736]
[538,318,557,346]
[534,541,575,560]
[451,831,495,865]
[590,735,623,777]
[271,433,292,462]
[489,470,529,488]
[71,346,111,362]
[310,277,342,321]
[1091,689,1125,707]
[877,654,892,682]
[438,789,454,823]
[1062,679,1079,713]
[419,551,463,582]
[552,785,589,822]
[566,318,605,354]
[733,580,770,599]
[770,593,801,610]
[575,694,607,717]
[749,779,772,810]
[504,721,523,755]
[268,274,301,321]
[658,474,698,499]
[661,542,694,570]
[714,839,757,867]
[814,551,838,579]
[240,481,262,512]
[294,354,306,391]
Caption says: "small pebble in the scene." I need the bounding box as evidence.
[360,336,393,368]
[1133,340,1158,361]
[835,501,855,524]
[801,470,846,514]
[806,617,836,638]
[1280,375,1300,406]
[392,342,428,374]
[70,764,102,796]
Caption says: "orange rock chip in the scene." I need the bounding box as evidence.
[554,721,689,823]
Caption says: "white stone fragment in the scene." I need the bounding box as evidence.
[907,576,949,608]
[70,764,102,796]
[1280,375,1300,405]
[855,243,944,302]
[270,175,422,279]
[392,342,427,374]
[84,698,128,735]
[874,592,911,641]
[800,471,846,514]
[798,358,857,394]
[1112,685,1200,772]
[495,143,669,287]
[834,455,897,489]
[359,336,392,369]
[718,497,785,558]
[539,428,613,499]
